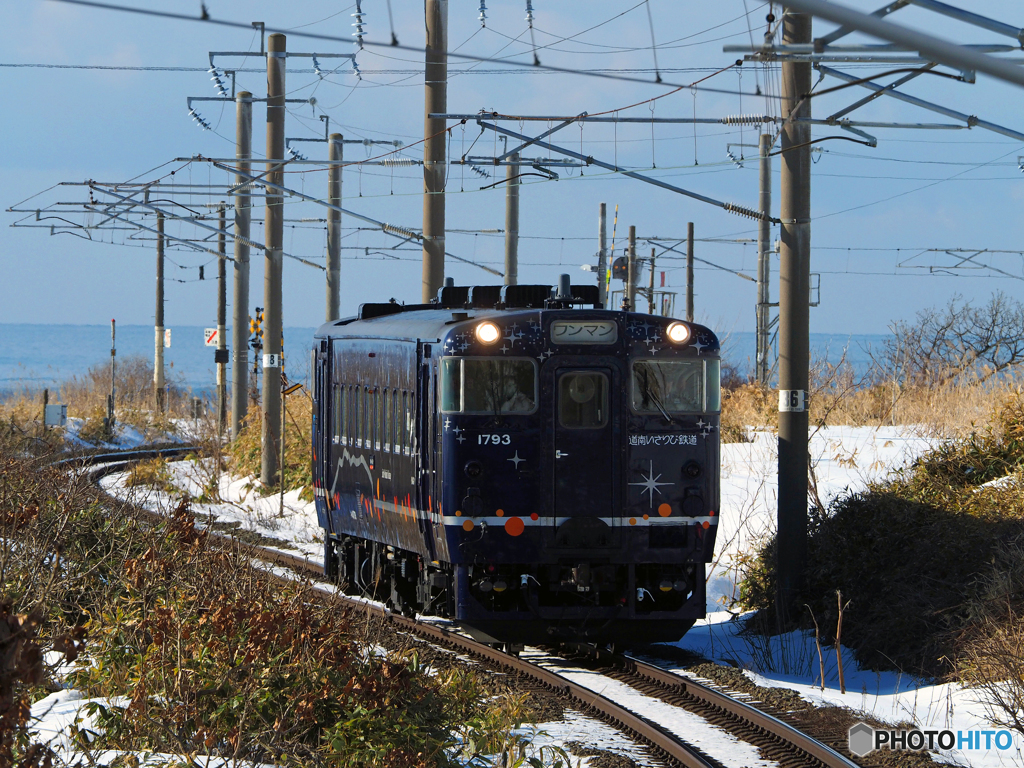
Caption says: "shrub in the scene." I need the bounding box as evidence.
[737,390,1024,678]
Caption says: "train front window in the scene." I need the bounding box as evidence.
[631,359,720,414]
[440,358,537,414]
[558,371,608,428]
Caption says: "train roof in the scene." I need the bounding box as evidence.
[314,282,718,349]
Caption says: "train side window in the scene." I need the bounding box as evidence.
[705,360,721,412]
[333,384,341,445]
[403,391,412,456]
[558,371,608,428]
[340,384,347,445]
[374,388,382,451]
[382,389,391,453]
[355,387,363,448]
[392,388,400,455]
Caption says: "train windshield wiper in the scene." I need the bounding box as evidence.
[640,373,675,425]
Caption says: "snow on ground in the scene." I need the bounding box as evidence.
[61,416,183,450]
[33,425,1024,766]
[708,426,938,610]
[99,457,325,566]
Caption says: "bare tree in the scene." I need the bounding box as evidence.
[880,292,1024,386]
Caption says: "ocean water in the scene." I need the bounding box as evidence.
[0,323,888,396]
[0,324,318,396]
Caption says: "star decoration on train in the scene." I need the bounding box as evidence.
[508,451,525,468]
[693,339,707,353]
[628,460,674,507]
[443,417,451,432]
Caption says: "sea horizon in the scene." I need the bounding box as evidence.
[0,322,889,397]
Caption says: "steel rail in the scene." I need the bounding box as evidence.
[81,447,857,768]
[617,654,861,768]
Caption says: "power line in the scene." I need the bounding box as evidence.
[48,0,767,97]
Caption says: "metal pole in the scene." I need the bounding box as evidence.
[217,203,227,435]
[108,319,116,434]
[686,222,694,322]
[757,134,772,386]
[625,225,637,311]
[782,0,1024,88]
[279,377,287,516]
[327,133,343,321]
[504,152,520,286]
[597,202,607,308]
[422,0,448,302]
[777,7,812,623]
[648,248,656,315]
[154,212,165,412]
[262,33,286,487]
[231,91,252,440]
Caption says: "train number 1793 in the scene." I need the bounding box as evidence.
[478,434,511,445]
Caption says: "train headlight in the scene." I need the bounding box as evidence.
[666,322,690,344]
[476,321,500,344]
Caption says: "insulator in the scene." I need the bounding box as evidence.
[379,158,420,167]
[312,53,324,78]
[525,0,535,25]
[478,1,487,26]
[721,114,774,125]
[726,149,744,168]
[382,222,419,240]
[352,54,362,80]
[724,202,766,221]
[469,164,490,178]
[352,1,366,47]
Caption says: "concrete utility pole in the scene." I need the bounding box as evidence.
[327,133,343,321]
[231,91,252,440]
[262,33,286,487]
[626,225,637,311]
[757,133,773,387]
[154,212,165,412]
[686,222,694,323]
[217,204,227,434]
[597,202,608,308]
[777,8,812,623]
[504,152,519,286]
[422,0,447,302]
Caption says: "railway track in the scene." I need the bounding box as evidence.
[85,447,862,768]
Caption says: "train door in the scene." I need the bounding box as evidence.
[417,345,440,557]
[314,339,331,516]
[551,365,616,520]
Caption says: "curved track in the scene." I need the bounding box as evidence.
[84,447,862,768]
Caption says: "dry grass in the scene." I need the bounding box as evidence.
[225,387,313,496]
[720,355,1020,443]
[0,355,192,446]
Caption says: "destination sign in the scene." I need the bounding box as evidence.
[550,320,618,345]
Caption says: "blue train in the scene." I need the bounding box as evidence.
[311,277,721,646]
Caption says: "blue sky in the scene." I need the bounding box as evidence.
[2,0,1023,336]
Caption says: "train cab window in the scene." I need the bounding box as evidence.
[382,389,391,452]
[558,371,608,428]
[440,358,537,414]
[631,359,720,414]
